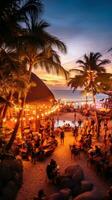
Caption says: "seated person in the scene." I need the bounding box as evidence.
[94,145,102,157]
[50,159,57,170]
[38,146,45,159]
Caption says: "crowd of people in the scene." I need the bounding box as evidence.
[1,103,112,199]
[71,116,112,181]
[18,107,112,199]
[0,118,58,163]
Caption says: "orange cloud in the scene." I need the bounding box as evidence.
[33,62,112,89]
[34,68,67,88]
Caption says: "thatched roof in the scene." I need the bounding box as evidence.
[26,73,55,103]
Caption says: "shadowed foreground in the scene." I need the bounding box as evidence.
[17,129,108,200]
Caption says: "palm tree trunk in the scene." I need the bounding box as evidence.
[28,60,32,82]
[86,95,88,105]
[92,93,96,107]
[5,99,24,151]
[0,91,12,127]
[92,92,99,138]
[5,61,33,151]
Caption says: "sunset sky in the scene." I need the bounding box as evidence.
[35,0,112,89]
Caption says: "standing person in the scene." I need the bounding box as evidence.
[31,147,37,164]
[46,162,52,181]
[108,132,112,144]
[60,129,65,144]
[74,109,76,122]
[78,119,82,127]
[104,125,108,144]
[46,159,58,182]
[73,126,78,141]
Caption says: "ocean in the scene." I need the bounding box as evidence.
[51,90,109,127]
[51,89,108,105]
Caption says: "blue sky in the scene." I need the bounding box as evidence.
[35,0,112,89]
[43,0,112,63]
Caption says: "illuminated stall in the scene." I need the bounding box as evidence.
[2,73,59,138]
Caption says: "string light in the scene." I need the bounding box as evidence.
[3,102,60,130]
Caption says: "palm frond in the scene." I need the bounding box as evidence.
[0,96,12,106]
[98,59,111,66]
[108,48,112,52]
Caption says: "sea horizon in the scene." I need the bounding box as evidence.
[51,89,108,104]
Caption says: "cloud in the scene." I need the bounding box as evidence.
[34,69,67,88]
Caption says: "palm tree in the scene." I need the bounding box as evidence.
[0,0,43,47]
[68,52,111,106]
[0,46,25,123]
[0,0,43,123]
[5,16,68,151]
[68,52,111,137]
[18,17,67,99]
[5,77,36,151]
[0,0,68,151]
[6,46,68,151]
[18,19,67,73]
[0,0,42,150]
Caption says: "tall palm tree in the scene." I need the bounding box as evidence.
[68,52,111,137]
[18,17,67,98]
[18,19,67,72]
[68,52,111,106]
[0,0,43,123]
[0,0,68,151]
[5,16,68,151]
[6,46,68,151]
[5,77,36,151]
